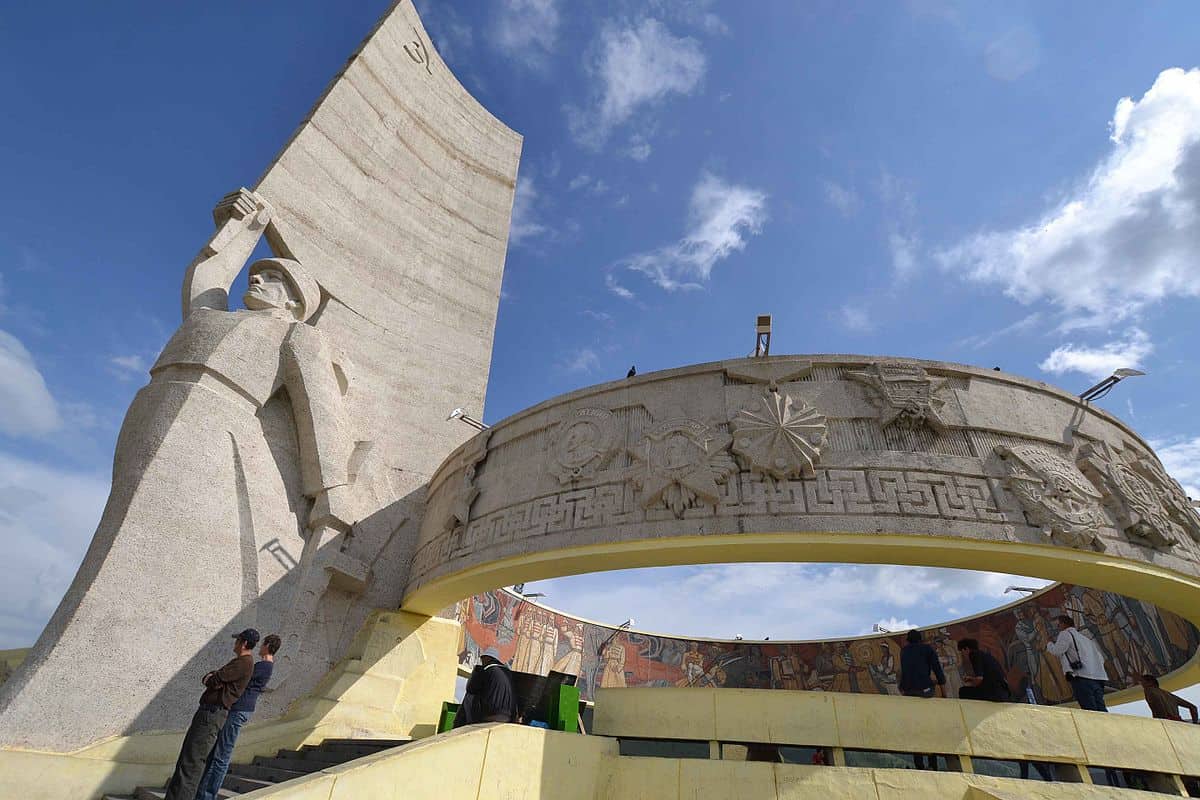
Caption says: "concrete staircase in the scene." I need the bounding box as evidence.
[102,738,411,799]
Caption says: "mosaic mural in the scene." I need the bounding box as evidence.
[454,585,1198,704]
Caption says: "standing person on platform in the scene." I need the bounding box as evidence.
[1046,615,1109,711]
[195,634,281,800]
[453,647,518,726]
[899,629,947,770]
[957,639,1011,702]
[163,629,257,800]
[1139,675,1198,723]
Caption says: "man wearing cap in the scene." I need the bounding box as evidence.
[164,629,257,800]
[195,633,281,800]
[454,647,518,727]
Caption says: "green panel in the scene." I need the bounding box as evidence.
[438,701,459,734]
[548,685,580,732]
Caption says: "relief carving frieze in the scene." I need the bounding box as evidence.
[724,360,813,392]
[995,444,1107,551]
[549,407,617,484]
[730,389,827,480]
[629,418,737,518]
[443,431,491,536]
[848,362,950,432]
[1078,441,1200,549]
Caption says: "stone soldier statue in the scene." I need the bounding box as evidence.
[0,188,363,744]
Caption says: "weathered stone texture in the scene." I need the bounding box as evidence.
[0,0,520,751]
[408,355,1200,597]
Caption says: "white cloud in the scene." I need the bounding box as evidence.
[0,453,108,647]
[534,564,1050,640]
[493,0,560,69]
[626,136,652,162]
[839,304,874,333]
[956,311,1044,350]
[940,68,1200,318]
[108,354,149,382]
[878,171,921,277]
[1155,437,1200,500]
[561,347,600,373]
[0,330,61,438]
[605,273,635,300]
[888,232,919,276]
[1038,328,1152,380]
[823,180,860,217]
[617,172,767,291]
[870,617,914,636]
[567,19,705,149]
[568,174,609,195]
[984,26,1040,81]
[508,175,548,246]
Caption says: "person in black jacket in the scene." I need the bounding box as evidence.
[899,629,946,770]
[454,648,518,727]
[957,638,1011,702]
[899,629,946,698]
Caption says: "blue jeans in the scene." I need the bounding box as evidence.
[195,709,251,800]
[1071,676,1108,712]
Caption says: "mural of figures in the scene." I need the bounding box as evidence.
[454,585,1198,703]
[598,643,627,688]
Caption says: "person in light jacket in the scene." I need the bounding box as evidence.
[1046,615,1109,711]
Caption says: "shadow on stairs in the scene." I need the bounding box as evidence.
[102,738,412,799]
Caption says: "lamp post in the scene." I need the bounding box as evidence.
[447,407,489,431]
[1078,368,1145,402]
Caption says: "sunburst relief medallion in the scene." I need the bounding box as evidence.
[731,390,827,480]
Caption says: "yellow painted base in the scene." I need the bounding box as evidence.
[0,610,457,800]
[133,722,1187,800]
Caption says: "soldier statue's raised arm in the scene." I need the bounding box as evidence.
[0,188,364,742]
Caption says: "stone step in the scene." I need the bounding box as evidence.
[99,737,406,799]
[275,747,348,765]
[315,737,411,749]
[221,772,274,794]
[227,761,308,783]
[306,739,410,759]
[252,754,333,774]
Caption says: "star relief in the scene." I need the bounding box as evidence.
[629,419,737,518]
[731,389,827,480]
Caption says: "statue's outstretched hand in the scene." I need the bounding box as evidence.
[212,188,271,228]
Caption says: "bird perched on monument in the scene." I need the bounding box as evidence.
[627,366,636,378]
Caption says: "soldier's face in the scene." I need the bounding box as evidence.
[245,268,296,312]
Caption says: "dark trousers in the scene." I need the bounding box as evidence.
[164,705,227,800]
[959,685,1006,702]
[196,709,251,800]
[1071,676,1108,712]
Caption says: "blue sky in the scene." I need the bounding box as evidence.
[2,1,1199,711]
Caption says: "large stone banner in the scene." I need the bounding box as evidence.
[0,0,521,751]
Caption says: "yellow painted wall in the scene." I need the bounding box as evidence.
[0,611,458,800]
[594,687,1200,777]
[195,725,1183,800]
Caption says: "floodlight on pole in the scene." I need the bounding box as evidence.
[447,407,489,431]
[753,314,772,357]
[1078,368,1145,402]
[1004,586,1040,595]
